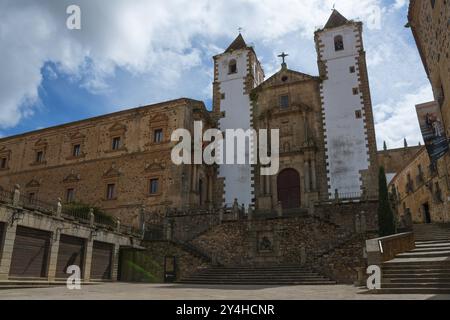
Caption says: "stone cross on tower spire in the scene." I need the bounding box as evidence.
[278,52,289,69]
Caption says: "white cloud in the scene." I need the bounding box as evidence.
[375,84,434,149]
[0,0,433,152]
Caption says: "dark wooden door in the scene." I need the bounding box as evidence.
[423,203,431,224]
[277,168,300,209]
[56,235,85,279]
[10,226,51,278]
[90,241,113,280]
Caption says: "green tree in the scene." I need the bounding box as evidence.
[378,166,396,236]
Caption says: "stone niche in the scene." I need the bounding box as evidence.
[249,224,280,264]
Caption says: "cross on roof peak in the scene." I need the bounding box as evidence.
[278,52,289,68]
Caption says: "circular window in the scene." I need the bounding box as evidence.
[281,76,288,82]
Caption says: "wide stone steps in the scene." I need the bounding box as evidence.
[376,230,450,294]
[388,277,450,283]
[413,224,450,242]
[179,265,336,285]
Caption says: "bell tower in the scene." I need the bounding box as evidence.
[212,33,264,208]
[315,10,378,199]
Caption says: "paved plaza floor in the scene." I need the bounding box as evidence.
[0,283,449,300]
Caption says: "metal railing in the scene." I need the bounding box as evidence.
[0,188,13,204]
[94,214,116,229]
[61,206,91,224]
[143,224,165,241]
[319,191,364,202]
[20,194,55,215]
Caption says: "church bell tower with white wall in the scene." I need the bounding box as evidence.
[315,10,378,199]
[212,34,265,208]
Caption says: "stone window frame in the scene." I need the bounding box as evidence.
[153,128,164,144]
[334,35,344,51]
[355,110,362,119]
[105,182,118,201]
[148,114,169,147]
[352,87,359,95]
[31,139,48,166]
[111,136,122,150]
[147,175,163,197]
[0,149,11,171]
[66,187,76,203]
[228,59,237,74]
[279,94,290,109]
[25,179,41,203]
[66,132,86,160]
[349,66,356,73]
[106,122,127,153]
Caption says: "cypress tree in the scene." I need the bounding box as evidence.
[377,166,396,236]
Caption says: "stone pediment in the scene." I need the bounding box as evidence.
[144,159,166,172]
[34,138,48,147]
[103,164,122,178]
[109,122,127,133]
[255,69,318,91]
[0,146,10,156]
[63,171,81,183]
[26,179,41,188]
[69,131,85,141]
[150,113,168,124]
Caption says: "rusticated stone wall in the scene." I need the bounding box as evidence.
[189,213,376,283]
[313,200,379,233]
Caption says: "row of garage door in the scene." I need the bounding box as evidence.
[1,225,114,280]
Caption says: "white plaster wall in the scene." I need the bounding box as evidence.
[216,50,253,207]
[319,26,370,196]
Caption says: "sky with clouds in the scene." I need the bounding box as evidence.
[0,0,434,149]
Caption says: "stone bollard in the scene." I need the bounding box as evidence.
[56,198,62,218]
[13,184,21,207]
[360,211,367,234]
[247,205,253,221]
[334,189,339,203]
[300,247,307,265]
[354,213,361,233]
[116,218,121,233]
[89,208,95,227]
[165,221,172,241]
[232,198,239,220]
[354,267,366,287]
[276,201,283,217]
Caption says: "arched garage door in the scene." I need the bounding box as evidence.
[0,223,4,257]
[90,241,113,280]
[56,235,85,279]
[10,226,51,278]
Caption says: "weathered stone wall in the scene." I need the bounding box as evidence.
[168,211,220,242]
[189,214,374,283]
[313,200,379,233]
[119,240,208,282]
[0,98,216,226]
[377,146,423,175]
[313,233,377,284]
[389,147,450,223]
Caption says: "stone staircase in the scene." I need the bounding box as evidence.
[413,223,450,241]
[178,265,336,285]
[379,224,450,294]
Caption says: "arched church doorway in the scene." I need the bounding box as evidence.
[277,168,300,209]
